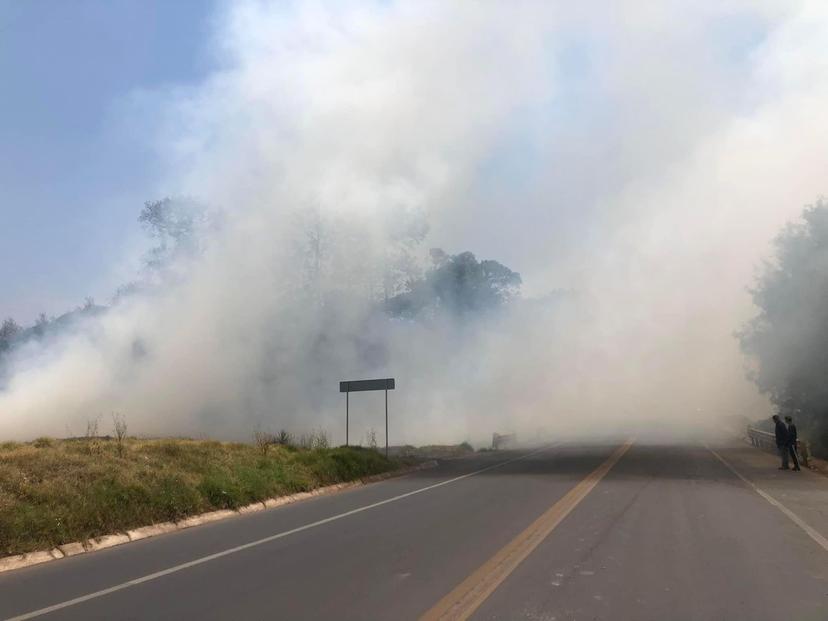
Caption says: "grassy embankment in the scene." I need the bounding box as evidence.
[0,436,400,557]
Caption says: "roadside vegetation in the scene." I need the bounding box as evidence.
[740,199,828,456]
[0,433,398,557]
[394,442,475,459]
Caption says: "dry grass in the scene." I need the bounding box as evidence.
[0,437,397,556]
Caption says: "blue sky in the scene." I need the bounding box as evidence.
[0,0,217,322]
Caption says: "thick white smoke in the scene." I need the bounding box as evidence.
[3,1,828,445]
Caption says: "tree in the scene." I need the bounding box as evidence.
[381,207,429,302]
[292,204,428,307]
[739,198,828,455]
[386,249,521,318]
[0,318,20,353]
[33,313,49,337]
[139,197,210,274]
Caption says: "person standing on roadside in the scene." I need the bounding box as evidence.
[785,415,802,471]
[773,414,790,470]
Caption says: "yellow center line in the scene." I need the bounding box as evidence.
[419,439,634,621]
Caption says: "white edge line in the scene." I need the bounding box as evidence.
[706,445,828,552]
[3,446,552,621]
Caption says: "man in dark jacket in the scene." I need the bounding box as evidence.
[773,415,789,470]
[785,415,802,471]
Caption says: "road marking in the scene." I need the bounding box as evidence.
[419,440,634,621]
[707,446,828,553]
[3,448,552,621]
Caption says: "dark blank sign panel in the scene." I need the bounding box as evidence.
[339,378,395,392]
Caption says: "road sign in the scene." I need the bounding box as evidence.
[340,378,395,393]
[339,378,395,457]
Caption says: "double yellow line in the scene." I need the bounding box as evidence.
[420,440,634,621]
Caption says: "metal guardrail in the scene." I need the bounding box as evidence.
[746,425,810,468]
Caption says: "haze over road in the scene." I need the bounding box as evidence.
[2,440,827,620]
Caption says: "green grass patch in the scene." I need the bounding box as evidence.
[0,437,400,556]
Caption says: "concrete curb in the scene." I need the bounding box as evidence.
[0,460,438,575]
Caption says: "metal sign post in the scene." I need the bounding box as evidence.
[385,387,388,459]
[339,378,395,457]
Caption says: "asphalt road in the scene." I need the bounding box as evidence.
[2,440,828,620]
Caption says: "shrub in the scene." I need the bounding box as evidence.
[150,476,202,521]
[111,413,128,457]
[253,429,274,456]
[275,429,294,446]
[299,429,330,450]
[198,472,244,509]
[85,417,100,439]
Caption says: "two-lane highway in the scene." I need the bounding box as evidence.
[2,441,827,620]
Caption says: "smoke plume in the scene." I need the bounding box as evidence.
[3,1,828,446]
